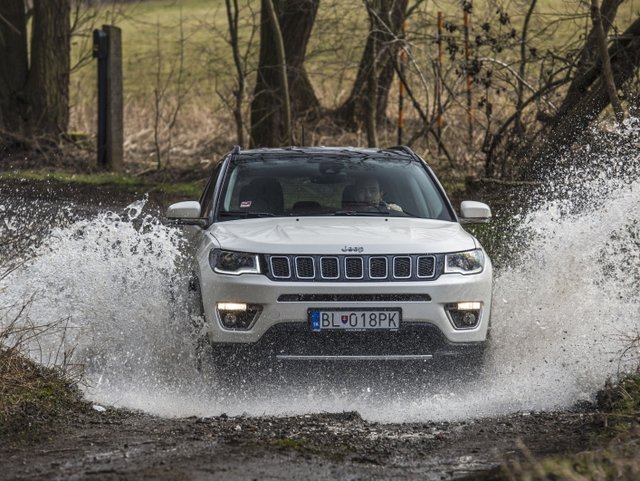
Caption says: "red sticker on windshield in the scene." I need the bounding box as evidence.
[240,201,252,208]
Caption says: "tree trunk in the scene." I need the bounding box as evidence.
[27,0,71,136]
[264,0,292,145]
[0,0,28,132]
[250,0,319,148]
[524,18,640,179]
[225,0,246,148]
[0,0,70,139]
[334,0,408,130]
[365,14,379,148]
[557,0,622,117]
[591,0,625,122]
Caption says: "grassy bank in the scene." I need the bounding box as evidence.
[0,169,204,199]
[485,374,640,481]
[0,334,86,440]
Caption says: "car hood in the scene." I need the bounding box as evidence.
[208,217,477,255]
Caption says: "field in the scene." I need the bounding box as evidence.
[68,0,639,173]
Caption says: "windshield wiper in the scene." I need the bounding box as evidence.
[333,210,388,216]
[333,208,422,218]
[219,211,276,218]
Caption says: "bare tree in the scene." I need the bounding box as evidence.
[591,0,625,123]
[335,0,408,130]
[225,0,248,148]
[250,0,320,147]
[557,0,623,117]
[264,0,292,145]
[151,14,189,169]
[0,0,71,139]
[523,16,640,179]
[470,0,640,179]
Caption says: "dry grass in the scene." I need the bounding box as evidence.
[0,293,86,440]
[487,372,640,481]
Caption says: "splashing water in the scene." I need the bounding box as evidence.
[1,124,639,422]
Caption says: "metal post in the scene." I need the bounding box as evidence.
[93,29,108,168]
[92,25,123,172]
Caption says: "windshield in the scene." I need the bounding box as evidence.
[216,153,454,221]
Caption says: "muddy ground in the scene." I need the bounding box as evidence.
[0,178,609,480]
[1,406,601,481]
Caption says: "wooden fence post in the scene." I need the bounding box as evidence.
[104,25,123,172]
[94,25,123,172]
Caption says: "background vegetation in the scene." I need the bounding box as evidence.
[1,0,638,182]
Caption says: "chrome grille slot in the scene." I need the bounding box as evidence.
[345,257,364,279]
[295,256,315,279]
[270,256,291,278]
[320,257,339,279]
[417,256,436,278]
[393,256,412,279]
[369,257,388,279]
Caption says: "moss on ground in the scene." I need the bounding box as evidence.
[0,169,203,198]
[0,346,86,441]
[267,437,352,461]
[480,373,640,481]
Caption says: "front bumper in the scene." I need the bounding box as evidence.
[211,322,486,361]
[198,263,492,348]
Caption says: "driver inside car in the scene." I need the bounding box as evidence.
[353,177,403,212]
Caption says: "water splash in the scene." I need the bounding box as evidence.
[1,122,639,422]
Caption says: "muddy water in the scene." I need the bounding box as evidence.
[1,121,639,423]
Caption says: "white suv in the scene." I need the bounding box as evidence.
[168,146,492,369]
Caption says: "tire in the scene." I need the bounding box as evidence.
[185,276,211,373]
[434,343,488,383]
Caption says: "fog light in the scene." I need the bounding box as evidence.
[216,302,262,330]
[457,301,482,311]
[218,302,247,311]
[445,302,482,329]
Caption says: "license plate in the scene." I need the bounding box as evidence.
[308,308,401,332]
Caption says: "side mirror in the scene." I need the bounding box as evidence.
[166,201,207,226]
[460,201,491,224]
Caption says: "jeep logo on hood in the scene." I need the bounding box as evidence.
[342,246,364,253]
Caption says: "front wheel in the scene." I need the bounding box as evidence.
[186,276,211,373]
[433,343,489,383]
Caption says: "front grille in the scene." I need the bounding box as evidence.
[295,257,315,279]
[345,257,363,279]
[393,257,412,278]
[270,256,291,278]
[417,256,436,278]
[265,254,441,282]
[320,257,339,279]
[369,257,387,279]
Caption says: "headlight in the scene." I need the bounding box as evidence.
[444,249,484,275]
[209,249,261,275]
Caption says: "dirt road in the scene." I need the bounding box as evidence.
[1,406,600,481]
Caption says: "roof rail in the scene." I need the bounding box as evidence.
[387,145,413,155]
[231,145,241,155]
